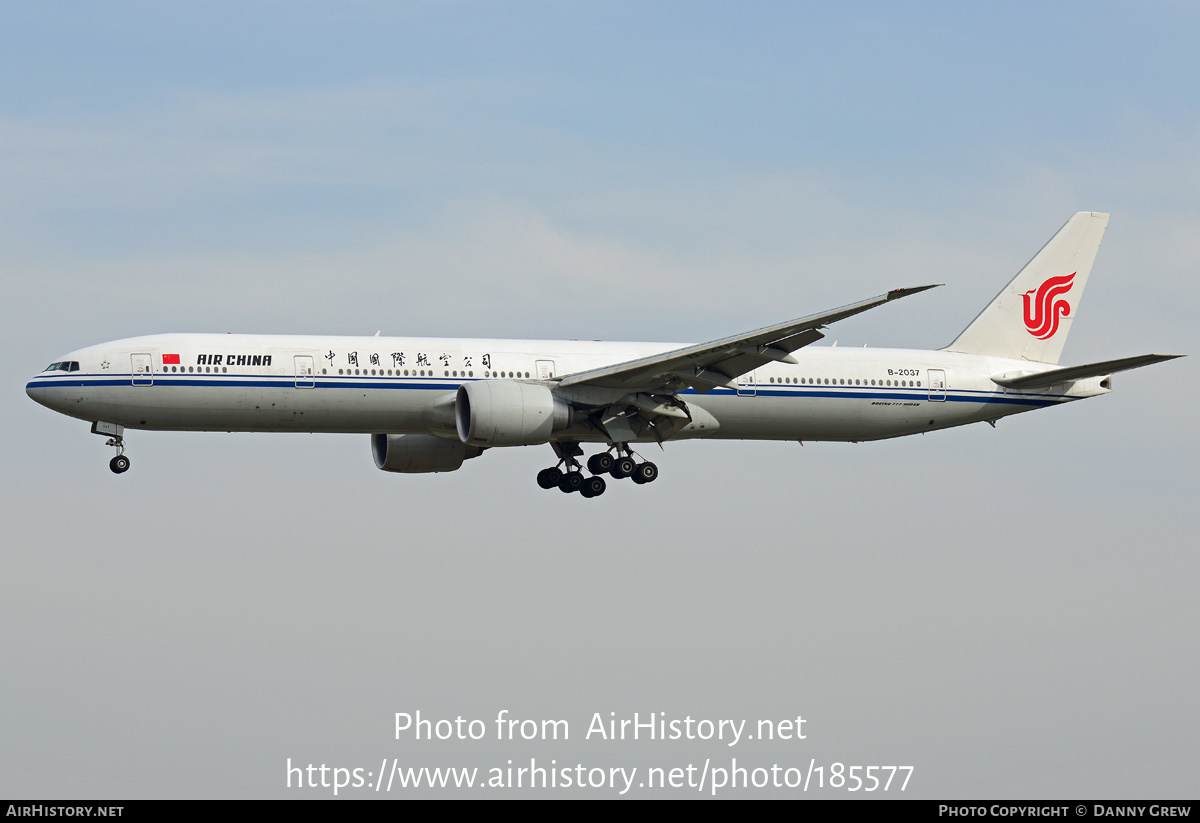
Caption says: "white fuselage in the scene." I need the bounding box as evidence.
[25,333,1108,444]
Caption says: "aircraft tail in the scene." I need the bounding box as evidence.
[945,212,1109,364]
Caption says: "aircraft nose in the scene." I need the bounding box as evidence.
[26,380,46,406]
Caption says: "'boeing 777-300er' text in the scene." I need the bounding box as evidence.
[26,212,1182,498]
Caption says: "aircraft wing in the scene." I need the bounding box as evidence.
[991,353,1184,389]
[557,285,940,394]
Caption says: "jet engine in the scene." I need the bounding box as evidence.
[455,380,572,447]
[371,433,484,474]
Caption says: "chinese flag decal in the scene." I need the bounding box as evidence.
[162,354,181,365]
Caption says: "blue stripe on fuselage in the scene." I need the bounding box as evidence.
[27,375,1068,408]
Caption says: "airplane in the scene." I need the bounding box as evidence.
[25,212,1182,498]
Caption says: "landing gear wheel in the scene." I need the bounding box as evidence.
[611,456,636,479]
[631,461,658,485]
[587,452,615,475]
[537,467,564,489]
[580,476,607,498]
[109,455,130,474]
[558,471,585,493]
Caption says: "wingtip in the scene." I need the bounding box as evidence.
[887,284,943,299]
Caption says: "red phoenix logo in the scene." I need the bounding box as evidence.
[1022,272,1075,339]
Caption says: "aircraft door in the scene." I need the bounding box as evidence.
[536,360,556,381]
[294,355,316,388]
[928,369,946,401]
[737,371,756,397]
[131,353,153,386]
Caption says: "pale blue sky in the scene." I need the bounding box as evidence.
[7,3,1199,247]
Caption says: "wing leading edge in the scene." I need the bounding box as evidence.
[557,285,941,394]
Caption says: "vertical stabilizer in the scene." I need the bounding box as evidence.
[945,212,1109,364]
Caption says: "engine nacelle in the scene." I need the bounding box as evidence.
[371,433,484,474]
[456,380,571,447]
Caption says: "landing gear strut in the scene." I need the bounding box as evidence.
[92,421,130,474]
[535,442,657,498]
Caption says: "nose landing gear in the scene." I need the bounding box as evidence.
[91,421,130,474]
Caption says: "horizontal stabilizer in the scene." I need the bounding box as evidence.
[992,354,1184,389]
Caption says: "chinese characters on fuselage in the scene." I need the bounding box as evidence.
[323,352,492,371]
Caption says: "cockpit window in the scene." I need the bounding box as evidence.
[42,361,79,372]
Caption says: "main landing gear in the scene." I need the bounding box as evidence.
[536,443,659,498]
